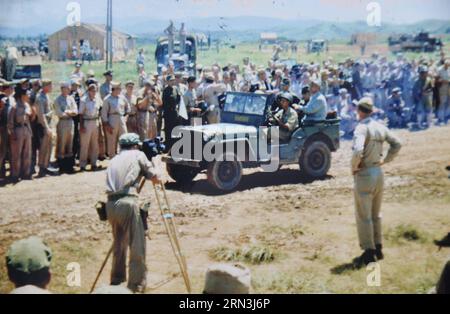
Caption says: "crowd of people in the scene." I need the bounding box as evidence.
[1,49,449,183]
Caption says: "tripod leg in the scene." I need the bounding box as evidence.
[90,244,113,293]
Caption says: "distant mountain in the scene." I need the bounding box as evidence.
[1,16,449,42]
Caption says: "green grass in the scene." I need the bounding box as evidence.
[385,224,429,245]
[209,245,276,265]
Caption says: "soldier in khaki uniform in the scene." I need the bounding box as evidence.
[7,87,34,181]
[106,133,161,293]
[79,84,102,171]
[54,82,78,173]
[6,236,52,294]
[351,97,402,267]
[101,82,130,158]
[124,81,138,134]
[35,80,54,177]
[269,93,299,143]
[99,71,113,159]
[0,80,14,179]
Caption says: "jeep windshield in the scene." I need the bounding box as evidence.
[223,93,268,116]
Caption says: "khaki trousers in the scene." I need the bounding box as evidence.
[38,129,52,169]
[10,126,32,178]
[98,123,106,158]
[207,108,220,124]
[79,120,99,168]
[354,167,384,250]
[438,83,450,122]
[0,126,8,174]
[105,115,127,158]
[56,119,74,158]
[106,196,147,292]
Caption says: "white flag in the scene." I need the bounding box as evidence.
[178,95,188,120]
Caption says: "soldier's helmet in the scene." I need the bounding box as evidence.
[279,92,293,105]
[6,236,52,274]
[119,133,141,147]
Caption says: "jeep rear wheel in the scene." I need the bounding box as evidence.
[300,141,331,179]
[207,153,243,191]
[167,163,199,185]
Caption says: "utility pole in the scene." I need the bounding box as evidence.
[105,0,113,70]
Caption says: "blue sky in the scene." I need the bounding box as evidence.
[1,0,450,28]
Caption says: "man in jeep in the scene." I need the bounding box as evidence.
[269,93,299,142]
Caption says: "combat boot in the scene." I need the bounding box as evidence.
[435,233,450,249]
[353,250,377,269]
[375,244,384,260]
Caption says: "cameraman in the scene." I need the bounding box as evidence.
[105,133,161,293]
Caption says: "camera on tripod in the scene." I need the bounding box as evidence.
[141,137,166,162]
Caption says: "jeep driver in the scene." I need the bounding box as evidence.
[269,93,299,142]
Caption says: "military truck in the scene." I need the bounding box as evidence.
[155,35,197,76]
[388,32,443,53]
[306,40,327,54]
[163,92,340,192]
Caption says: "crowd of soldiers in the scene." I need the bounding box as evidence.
[1,50,449,182]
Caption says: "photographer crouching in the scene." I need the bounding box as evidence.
[105,133,161,293]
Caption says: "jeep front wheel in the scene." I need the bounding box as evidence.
[166,163,199,185]
[207,153,243,191]
[299,141,331,179]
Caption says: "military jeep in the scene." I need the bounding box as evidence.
[163,92,340,192]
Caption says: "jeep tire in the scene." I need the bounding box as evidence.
[167,163,199,185]
[300,141,331,179]
[207,153,243,191]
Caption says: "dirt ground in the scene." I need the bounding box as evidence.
[1,125,449,294]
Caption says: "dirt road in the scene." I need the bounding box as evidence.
[1,125,449,294]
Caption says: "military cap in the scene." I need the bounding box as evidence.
[281,78,291,86]
[166,74,175,82]
[205,75,215,83]
[196,64,203,71]
[87,69,95,77]
[30,79,41,85]
[339,88,348,95]
[125,80,135,87]
[87,84,98,91]
[418,66,428,73]
[144,79,155,87]
[279,92,293,104]
[70,78,81,86]
[187,76,197,84]
[85,78,98,86]
[60,81,70,89]
[119,133,141,147]
[111,81,122,89]
[204,264,251,294]
[103,70,114,76]
[75,62,82,68]
[301,86,310,95]
[310,79,322,87]
[6,236,52,273]
[174,72,183,78]
[41,79,52,86]
[358,97,374,112]
[392,87,402,94]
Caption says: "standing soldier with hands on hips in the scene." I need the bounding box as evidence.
[351,97,402,268]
